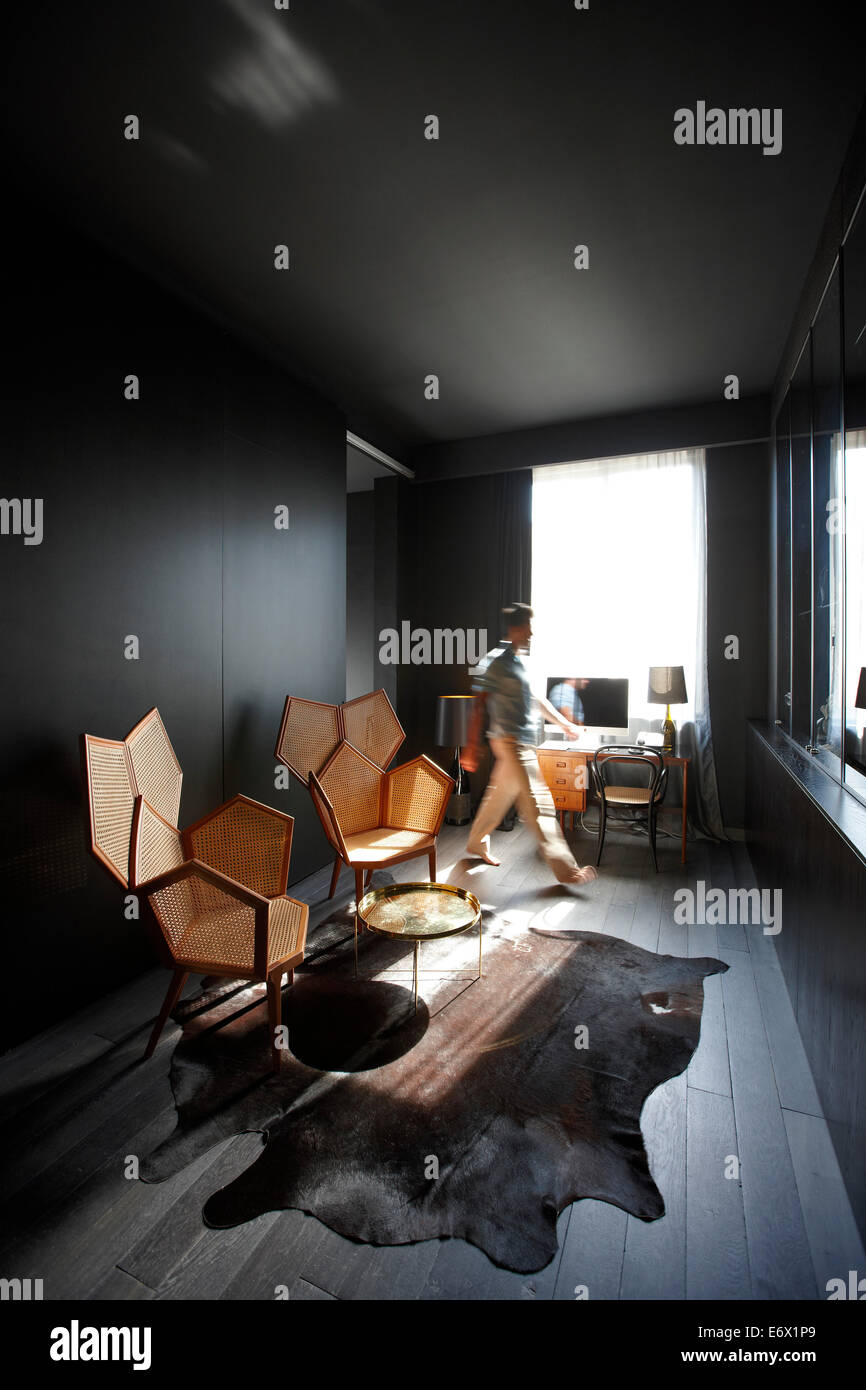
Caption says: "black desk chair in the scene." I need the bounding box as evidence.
[590,746,668,872]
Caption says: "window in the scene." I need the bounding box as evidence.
[773,182,866,805]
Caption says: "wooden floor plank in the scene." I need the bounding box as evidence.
[751,957,823,1118]
[718,946,817,1299]
[619,1073,688,1300]
[686,1085,752,1298]
[553,1200,628,1301]
[782,1107,866,1298]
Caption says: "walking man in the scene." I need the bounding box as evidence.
[461,604,597,886]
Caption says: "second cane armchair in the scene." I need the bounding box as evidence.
[82,708,308,1071]
[308,741,453,970]
[275,688,453,896]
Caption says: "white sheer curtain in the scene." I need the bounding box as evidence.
[531,448,724,838]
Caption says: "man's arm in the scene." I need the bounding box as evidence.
[459,692,486,772]
[536,692,582,740]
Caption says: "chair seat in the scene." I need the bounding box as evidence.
[603,785,660,805]
[175,895,307,973]
[343,828,434,862]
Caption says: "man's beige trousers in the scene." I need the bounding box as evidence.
[467,737,580,882]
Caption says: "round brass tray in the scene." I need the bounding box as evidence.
[355,881,483,1010]
[357,881,481,940]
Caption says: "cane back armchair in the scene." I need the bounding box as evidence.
[275,688,453,900]
[82,708,308,1070]
[309,742,453,969]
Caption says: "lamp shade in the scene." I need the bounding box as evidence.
[435,694,475,746]
[647,666,688,705]
[856,668,866,710]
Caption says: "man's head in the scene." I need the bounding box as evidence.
[503,602,534,652]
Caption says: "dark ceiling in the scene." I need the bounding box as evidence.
[3,0,865,453]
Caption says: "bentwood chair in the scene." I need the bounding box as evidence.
[590,745,668,872]
[82,709,308,1071]
[308,741,453,969]
[275,688,452,899]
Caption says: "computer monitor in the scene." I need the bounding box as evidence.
[545,676,630,738]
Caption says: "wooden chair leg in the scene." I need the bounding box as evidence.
[144,968,188,1059]
[364,868,373,888]
[354,867,364,976]
[267,971,284,1072]
[328,852,342,899]
[428,847,437,882]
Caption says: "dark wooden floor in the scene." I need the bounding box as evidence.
[1,819,862,1301]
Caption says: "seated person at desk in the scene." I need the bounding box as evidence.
[548,676,590,727]
[460,604,597,886]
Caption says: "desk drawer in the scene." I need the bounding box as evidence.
[537,752,587,794]
[551,790,585,812]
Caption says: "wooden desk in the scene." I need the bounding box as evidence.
[536,743,690,864]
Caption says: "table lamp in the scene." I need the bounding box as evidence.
[435,694,475,825]
[856,668,866,712]
[648,666,687,755]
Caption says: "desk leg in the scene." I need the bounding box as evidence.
[681,761,688,864]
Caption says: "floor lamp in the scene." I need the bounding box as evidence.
[435,695,475,825]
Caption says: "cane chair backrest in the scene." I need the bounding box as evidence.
[340,690,405,770]
[317,743,383,836]
[185,796,292,898]
[125,709,183,828]
[82,735,137,888]
[275,697,342,784]
[385,757,452,833]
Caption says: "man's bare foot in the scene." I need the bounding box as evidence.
[561,864,598,885]
[466,836,501,866]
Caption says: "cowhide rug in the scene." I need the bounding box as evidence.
[140,889,727,1273]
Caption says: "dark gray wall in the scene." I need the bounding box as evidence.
[347,492,376,700]
[706,443,771,829]
[0,209,346,1052]
[747,723,866,1243]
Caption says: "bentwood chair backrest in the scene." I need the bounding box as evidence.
[591,746,667,801]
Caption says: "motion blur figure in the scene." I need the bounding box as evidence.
[460,604,598,886]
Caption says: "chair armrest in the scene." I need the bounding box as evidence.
[182,794,294,897]
[385,755,454,834]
